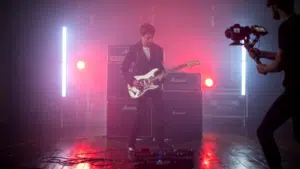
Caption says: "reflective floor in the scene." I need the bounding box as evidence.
[2,132,300,169]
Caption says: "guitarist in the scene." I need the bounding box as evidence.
[247,0,299,168]
[121,23,172,154]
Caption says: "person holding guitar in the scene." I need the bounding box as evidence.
[121,23,172,155]
[247,0,299,168]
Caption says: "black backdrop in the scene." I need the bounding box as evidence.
[5,0,300,147]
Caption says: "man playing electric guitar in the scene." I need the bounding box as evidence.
[121,23,173,155]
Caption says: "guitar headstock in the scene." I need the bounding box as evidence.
[185,60,200,67]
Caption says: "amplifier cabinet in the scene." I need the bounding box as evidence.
[108,45,130,61]
[163,73,201,91]
[107,45,131,99]
[162,91,203,141]
[202,90,247,118]
[106,98,152,138]
[107,63,131,99]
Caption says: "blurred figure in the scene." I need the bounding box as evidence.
[247,0,300,168]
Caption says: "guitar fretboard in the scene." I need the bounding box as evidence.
[152,64,187,82]
[151,60,199,81]
[166,63,187,74]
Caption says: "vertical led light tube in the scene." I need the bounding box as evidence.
[62,26,67,97]
[241,46,246,96]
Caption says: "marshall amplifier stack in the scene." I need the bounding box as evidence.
[106,45,203,141]
[162,73,203,142]
[107,45,151,138]
[107,45,131,99]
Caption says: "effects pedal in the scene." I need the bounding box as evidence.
[133,148,194,169]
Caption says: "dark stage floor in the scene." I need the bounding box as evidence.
[2,131,300,169]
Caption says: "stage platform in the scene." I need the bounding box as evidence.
[1,131,300,169]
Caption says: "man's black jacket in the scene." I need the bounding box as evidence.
[121,41,165,85]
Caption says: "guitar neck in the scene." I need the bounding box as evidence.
[151,64,188,82]
[152,59,200,81]
[165,63,188,75]
[153,64,188,81]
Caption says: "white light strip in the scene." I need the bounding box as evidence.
[241,46,246,96]
[62,27,67,97]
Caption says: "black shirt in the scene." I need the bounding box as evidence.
[278,14,300,89]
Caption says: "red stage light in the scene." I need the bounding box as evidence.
[77,61,85,70]
[205,78,214,87]
[203,159,209,165]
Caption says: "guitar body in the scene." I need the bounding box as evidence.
[126,60,200,99]
[127,68,160,99]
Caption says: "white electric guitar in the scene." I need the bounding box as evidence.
[127,60,200,99]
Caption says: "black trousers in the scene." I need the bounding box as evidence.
[129,90,165,146]
[257,88,300,169]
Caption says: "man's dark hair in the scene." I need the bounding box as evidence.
[140,23,155,36]
[267,0,294,14]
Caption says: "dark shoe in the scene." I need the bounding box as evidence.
[128,145,135,152]
[128,145,136,161]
